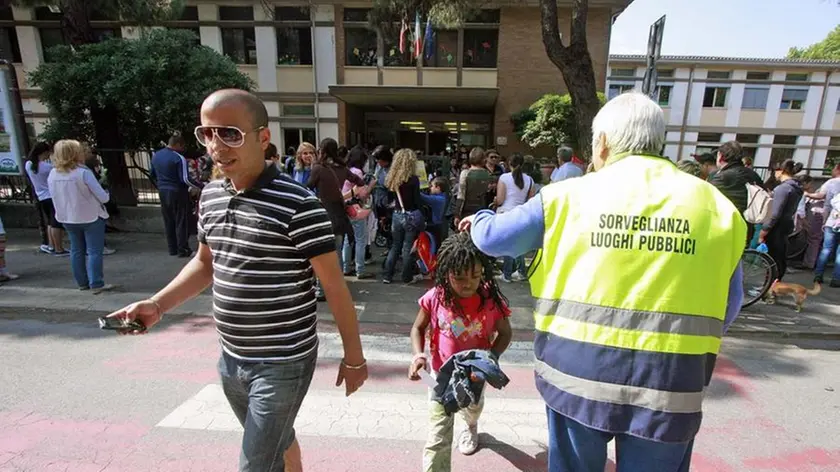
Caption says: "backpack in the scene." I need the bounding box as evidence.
[744,183,772,225]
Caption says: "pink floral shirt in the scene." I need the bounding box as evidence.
[419,286,511,371]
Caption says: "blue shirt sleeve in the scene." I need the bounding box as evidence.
[722,262,743,333]
[471,194,545,257]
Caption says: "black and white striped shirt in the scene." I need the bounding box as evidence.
[198,165,335,362]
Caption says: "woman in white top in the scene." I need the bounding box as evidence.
[493,153,535,282]
[24,142,67,255]
[47,140,115,294]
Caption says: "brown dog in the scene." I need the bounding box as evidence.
[765,279,821,312]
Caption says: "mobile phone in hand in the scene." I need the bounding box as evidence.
[98,316,146,333]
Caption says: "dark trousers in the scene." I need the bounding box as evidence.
[766,225,790,281]
[159,189,191,255]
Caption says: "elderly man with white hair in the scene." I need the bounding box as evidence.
[460,92,746,472]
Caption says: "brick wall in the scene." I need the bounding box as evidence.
[494,6,612,157]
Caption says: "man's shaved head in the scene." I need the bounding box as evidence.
[202,89,268,129]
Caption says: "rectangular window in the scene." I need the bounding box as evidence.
[423,30,458,68]
[221,28,257,64]
[277,27,312,65]
[610,68,635,77]
[825,150,840,176]
[38,28,65,62]
[345,28,377,66]
[607,84,634,100]
[219,6,254,21]
[0,28,22,63]
[463,29,498,68]
[656,85,672,106]
[284,105,315,116]
[93,28,121,41]
[736,134,761,144]
[786,72,809,82]
[178,6,199,21]
[383,29,414,67]
[0,6,13,21]
[657,69,674,78]
[343,8,370,22]
[741,87,769,109]
[746,71,770,81]
[707,70,731,79]
[774,135,798,145]
[35,7,62,21]
[698,132,723,143]
[703,87,728,107]
[275,7,310,21]
[464,9,501,23]
[830,137,840,146]
[780,88,807,110]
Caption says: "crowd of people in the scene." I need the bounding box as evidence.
[5,86,837,472]
[681,141,840,287]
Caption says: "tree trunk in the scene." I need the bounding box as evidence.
[539,0,600,160]
[91,105,137,205]
[61,0,137,205]
[557,54,600,160]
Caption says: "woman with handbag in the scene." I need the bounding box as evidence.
[306,138,366,278]
[341,149,375,279]
[383,149,425,284]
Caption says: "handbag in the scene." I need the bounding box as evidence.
[327,165,367,220]
[396,182,426,233]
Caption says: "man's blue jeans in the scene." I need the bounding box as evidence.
[342,218,367,274]
[63,218,106,289]
[546,407,693,472]
[815,227,840,281]
[218,350,317,472]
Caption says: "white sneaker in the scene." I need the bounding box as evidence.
[511,273,525,282]
[495,274,512,283]
[457,426,479,455]
[40,245,54,254]
[102,247,116,256]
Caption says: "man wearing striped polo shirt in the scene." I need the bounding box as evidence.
[108,89,367,472]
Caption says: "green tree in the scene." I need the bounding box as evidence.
[30,29,253,193]
[515,92,606,152]
[788,25,840,60]
[11,0,185,204]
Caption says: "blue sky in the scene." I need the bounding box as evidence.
[610,0,839,58]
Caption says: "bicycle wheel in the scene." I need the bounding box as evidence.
[786,229,808,261]
[741,249,777,309]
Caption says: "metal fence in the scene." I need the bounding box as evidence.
[0,149,161,205]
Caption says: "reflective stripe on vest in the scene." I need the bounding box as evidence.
[530,154,746,442]
[534,299,724,355]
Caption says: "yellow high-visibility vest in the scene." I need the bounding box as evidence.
[530,153,746,443]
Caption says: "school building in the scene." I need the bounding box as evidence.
[0,1,631,156]
[606,55,840,172]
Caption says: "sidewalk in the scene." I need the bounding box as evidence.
[2,229,839,338]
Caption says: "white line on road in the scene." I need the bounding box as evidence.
[156,384,549,447]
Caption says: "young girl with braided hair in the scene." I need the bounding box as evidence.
[409,231,512,470]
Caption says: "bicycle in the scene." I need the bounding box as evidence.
[741,248,778,309]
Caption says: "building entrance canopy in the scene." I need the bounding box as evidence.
[328,85,498,113]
